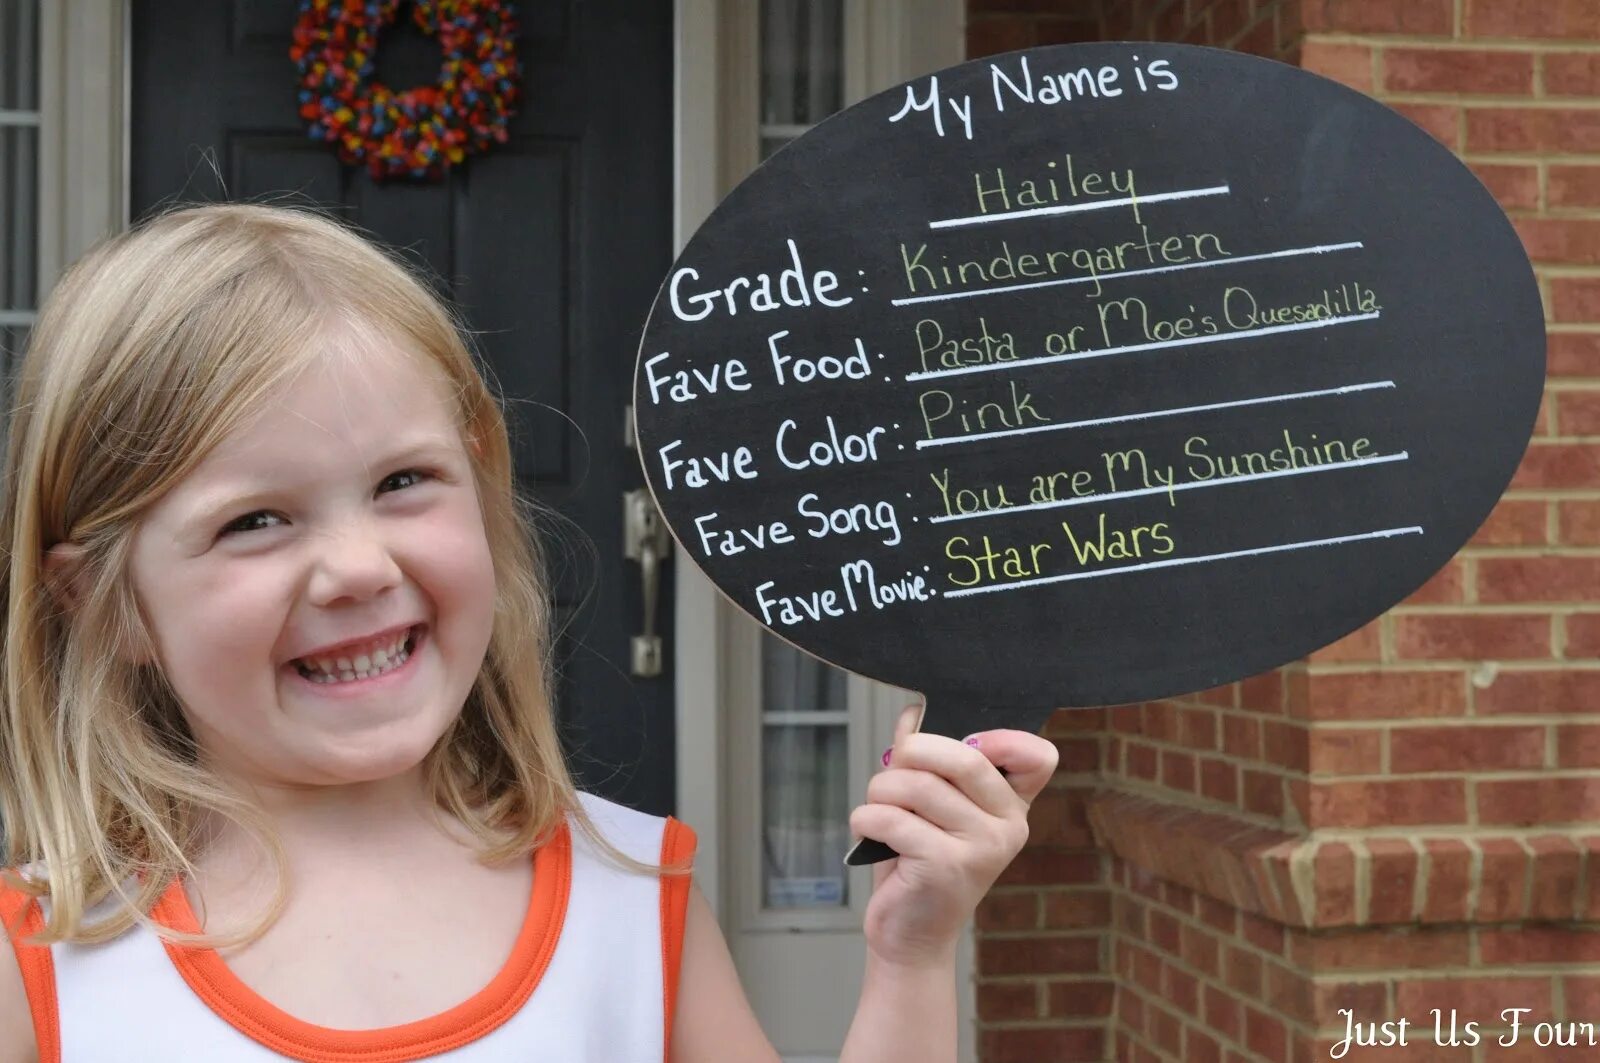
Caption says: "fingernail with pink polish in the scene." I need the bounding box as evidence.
[964,736,982,748]
[881,746,893,767]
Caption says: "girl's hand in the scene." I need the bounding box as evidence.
[850,704,1061,970]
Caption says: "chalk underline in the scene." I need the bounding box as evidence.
[928,184,1231,230]
[889,240,1365,308]
[904,310,1382,384]
[927,451,1410,526]
[917,380,1396,451]
[941,526,1425,599]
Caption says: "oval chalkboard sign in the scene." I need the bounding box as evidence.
[634,43,1543,746]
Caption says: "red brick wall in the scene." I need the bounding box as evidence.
[966,3,1599,1061]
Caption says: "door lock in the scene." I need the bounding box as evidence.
[623,488,672,677]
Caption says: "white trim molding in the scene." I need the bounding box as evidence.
[672,0,729,919]
[38,0,129,297]
[672,2,971,1059]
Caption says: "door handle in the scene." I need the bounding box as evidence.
[623,487,672,677]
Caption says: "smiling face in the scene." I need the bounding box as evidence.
[126,327,497,793]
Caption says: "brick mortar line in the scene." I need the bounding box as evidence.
[1576,844,1593,926]
[1353,837,1374,924]
[1330,38,1600,56]
[1389,604,1600,615]
[1341,656,1591,667]
[1533,265,1600,277]
[1456,542,1600,552]
[1516,835,1538,920]
[1129,723,1593,749]
[1307,33,1600,52]
[980,930,1108,942]
[1122,726,1600,761]
[1517,435,1600,445]
[973,973,1107,985]
[1106,767,1299,800]
[1132,739,1600,765]
[1414,834,1433,921]
[1469,153,1600,166]
[1382,91,1580,104]
[1528,382,1600,393]
[1289,834,1319,927]
[968,1018,1106,1029]
[1463,834,1487,926]
[1307,659,1600,673]
[1259,831,1292,916]
[1285,825,1600,841]
[1326,719,1583,731]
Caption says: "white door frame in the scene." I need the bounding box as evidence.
[672,1,975,1057]
[38,1,129,284]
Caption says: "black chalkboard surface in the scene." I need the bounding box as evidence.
[634,44,1544,793]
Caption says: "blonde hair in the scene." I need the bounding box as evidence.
[0,201,681,949]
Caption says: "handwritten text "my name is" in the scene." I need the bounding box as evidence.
[889,54,1179,140]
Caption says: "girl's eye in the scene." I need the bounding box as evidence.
[218,468,434,537]
[379,468,431,494]
[220,510,282,536]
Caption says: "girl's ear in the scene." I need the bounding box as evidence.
[43,542,89,615]
[43,542,154,667]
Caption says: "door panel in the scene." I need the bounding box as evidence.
[129,0,676,814]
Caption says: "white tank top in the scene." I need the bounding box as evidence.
[0,792,696,1062]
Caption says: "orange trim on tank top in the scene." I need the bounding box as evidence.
[657,817,696,1062]
[0,885,61,1063]
[149,824,571,1063]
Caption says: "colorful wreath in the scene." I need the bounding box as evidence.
[290,0,521,182]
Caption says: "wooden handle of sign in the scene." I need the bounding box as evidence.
[845,835,896,866]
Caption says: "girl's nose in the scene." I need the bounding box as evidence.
[307,523,404,604]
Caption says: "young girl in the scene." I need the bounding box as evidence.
[0,203,1057,1062]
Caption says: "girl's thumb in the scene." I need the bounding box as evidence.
[895,703,922,743]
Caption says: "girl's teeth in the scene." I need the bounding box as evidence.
[297,630,415,683]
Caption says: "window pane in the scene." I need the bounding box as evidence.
[757,0,850,914]
[1,124,37,309]
[0,0,38,111]
[1,323,26,440]
[760,0,842,129]
[760,135,797,159]
[763,636,847,714]
[761,722,850,908]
